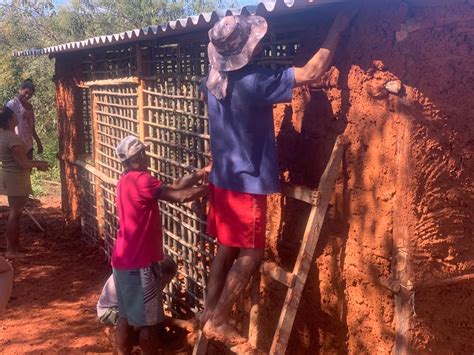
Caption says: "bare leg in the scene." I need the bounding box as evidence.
[139,325,157,355]
[115,318,132,355]
[200,244,239,327]
[203,248,263,345]
[5,196,28,257]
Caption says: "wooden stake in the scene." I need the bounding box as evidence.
[248,272,261,349]
[192,330,209,355]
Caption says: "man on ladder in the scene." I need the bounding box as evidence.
[199,7,357,347]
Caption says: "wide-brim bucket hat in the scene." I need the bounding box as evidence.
[208,15,268,72]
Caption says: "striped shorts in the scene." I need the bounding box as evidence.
[112,266,164,327]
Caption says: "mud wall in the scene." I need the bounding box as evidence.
[55,55,86,225]
[260,1,474,353]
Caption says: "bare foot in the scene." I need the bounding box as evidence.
[203,321,247,346]
[5,250,26,259]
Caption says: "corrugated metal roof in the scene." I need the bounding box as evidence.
[14,0,345,57]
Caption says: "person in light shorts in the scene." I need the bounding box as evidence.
[111,136,208,355]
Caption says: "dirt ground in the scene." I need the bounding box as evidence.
[0,192,194,354]
[0,192,115,354]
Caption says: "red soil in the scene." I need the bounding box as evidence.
[258,2,474,354]
[0,194,194,354]
[0,194,114,353]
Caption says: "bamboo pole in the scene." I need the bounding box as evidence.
[84,77,140,86]
[91,91,106,243]
[136,43,146,142]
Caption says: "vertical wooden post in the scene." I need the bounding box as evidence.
[91,90,105,242]
[248,272,261,349]
[55,55,84,226]
[392,114,414,355]
[136,43,146,142]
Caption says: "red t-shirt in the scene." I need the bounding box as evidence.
[111,170,164,269]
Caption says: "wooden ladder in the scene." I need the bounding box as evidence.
[194,136,346,355]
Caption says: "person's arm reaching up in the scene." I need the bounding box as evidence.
[294,7,358,87]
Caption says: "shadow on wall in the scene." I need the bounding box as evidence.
[259,1,473,354]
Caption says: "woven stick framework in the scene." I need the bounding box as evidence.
[73,26,306,315]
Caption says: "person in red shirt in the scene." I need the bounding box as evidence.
[112,136,208,355]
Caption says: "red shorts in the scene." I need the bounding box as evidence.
[207,183,267,249]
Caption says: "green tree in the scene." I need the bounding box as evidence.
[0,0,234,194]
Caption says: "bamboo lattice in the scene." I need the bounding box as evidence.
[142,41,213,316]
[81,88,93,154]
[75,28,307,315]
[94,85,139,181]
[79,168,99,246]
[82,47,137,81]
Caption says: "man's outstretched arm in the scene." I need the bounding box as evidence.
[294,7,358,87]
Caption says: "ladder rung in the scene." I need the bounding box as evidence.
[261,261,296,288]
[282,183,320,206]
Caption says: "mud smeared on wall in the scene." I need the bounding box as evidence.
[260,1,474,353]
[55,55,86,225]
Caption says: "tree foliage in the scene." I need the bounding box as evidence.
[0,0,237,192]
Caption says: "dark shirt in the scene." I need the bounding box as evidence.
[203,64,294,194]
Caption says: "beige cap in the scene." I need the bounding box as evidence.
[115,136,149,162]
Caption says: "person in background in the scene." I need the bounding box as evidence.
[6,79,43,160]
[199,8,357,346]
[112,136,208,355]
[0,256,13,312]
[97,255,178,326]
[0,107,49,259]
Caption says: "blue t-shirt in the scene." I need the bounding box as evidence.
[204,64,295,195]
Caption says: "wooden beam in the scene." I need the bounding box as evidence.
[248,272,261,349]
[261,262,296,288]
[72,159,118,186]
[282,183,320,206]
[83,77,139,87]
[54,57,84,225]
[90,92,106,242]
[392,116,413,355]
[192,330,209,355]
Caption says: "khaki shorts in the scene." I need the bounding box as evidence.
[0,170,32,197]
